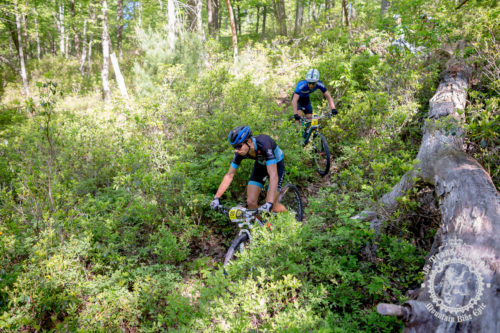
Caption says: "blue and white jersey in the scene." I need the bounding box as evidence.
[231,135,284,169]
[294,80,327,98]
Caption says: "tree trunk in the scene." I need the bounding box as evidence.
[373,63,500,331]
[56,0,65,57]
[224,0,238,58]
[213,0,220,34]
[70,0,80,57]
[311,0,317,22]
[294,0,304,35]
[117,0,123,58]
[325,0,331,26]
[262,6,267,38]
[381,0,390,17]
[255,7,260,35]
[196,0,205,40]
[21,11,29,61]
[274,0,287,36]
[101,0,111,103]
[79,18,88,75]
[167,0,176,51]
[110,52,128,100]
[207,0,214,35]
[342,0,350,28]
[236,6,241,36]
[34,15,41,61]
[14,3,30,97]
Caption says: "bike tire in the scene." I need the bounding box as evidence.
[312,133,330,177]
[278,184,304,222]
[223,232,250,267]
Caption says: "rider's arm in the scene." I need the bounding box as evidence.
[323,90,336,110]
[215,166,237,198]
[265,163,279,205]
[292,93,300,115]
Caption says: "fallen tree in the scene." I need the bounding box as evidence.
[365,61,500,331]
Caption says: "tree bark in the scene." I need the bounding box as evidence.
[14,2,30,97]
[70,0,80,57]
[294,0,304,35]
[255,7,260,35]
[373,63,500,331]
[110,52,128,100]
[381,0,390,17]
[325,0,332,26]
[224,0,238,58]
[34,15,41,61]
[117,0,123,58]
[342,0,350,28]
[79,18,88,75]
[274,0,287,36]
[196,0,205,40]
[207,0,214,35]
[56,0,65,57]
[101,0,111,103]
[167,0,176,51]
[262,6,267,38]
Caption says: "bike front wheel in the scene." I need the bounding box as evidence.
[223,232,250,267]
[278,184,304,222]
[312,133,330,177]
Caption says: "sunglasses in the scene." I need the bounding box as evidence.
[233,143,244,149]
[307,82,317,86]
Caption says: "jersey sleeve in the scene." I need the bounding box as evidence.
[230,153,244,169]
[317,81,327,93]
[261,138,278,166]
[294,81,305,94]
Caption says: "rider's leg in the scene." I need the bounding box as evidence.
[272,160,286,213]
[247,162,265,209]
[246,183,261,209]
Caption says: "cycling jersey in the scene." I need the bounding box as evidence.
[230,135,284,169]
[294,80,327,98]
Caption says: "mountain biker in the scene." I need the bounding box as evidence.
[292,68,337,122]
[210,126,286,214]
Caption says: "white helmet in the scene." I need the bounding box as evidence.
[305,69,320,83]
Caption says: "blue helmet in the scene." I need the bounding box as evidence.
[228,126,252,147]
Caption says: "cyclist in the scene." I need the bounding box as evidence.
[210,126,286,214]
[292,68,337,122]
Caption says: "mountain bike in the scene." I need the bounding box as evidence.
[299,112,331,177]
[217,183,303,267]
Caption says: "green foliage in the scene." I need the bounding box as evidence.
[1,1,498,331]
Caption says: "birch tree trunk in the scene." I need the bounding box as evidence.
[196,0,205,40]
[167,0,176,52]
[373,63,500,331]
[224,0,238,58]
[34,15,41,61]
[294,0,304,35]
[57,0,65,57]
[101,0,111,103]
[14,2,30,97]
[117,0,123,58]
[70,0,80,57]
[110,52,128,100]
[79,18,88,75]
[207,0,214,35]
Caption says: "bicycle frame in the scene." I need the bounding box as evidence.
[219,206,269,242]
[301,114,329,145]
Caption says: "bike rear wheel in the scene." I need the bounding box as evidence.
[278,184,304,222]
[312,133,330,176]
[223,232,250,267]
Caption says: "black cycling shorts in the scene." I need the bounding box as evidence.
[248,160,285,191]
